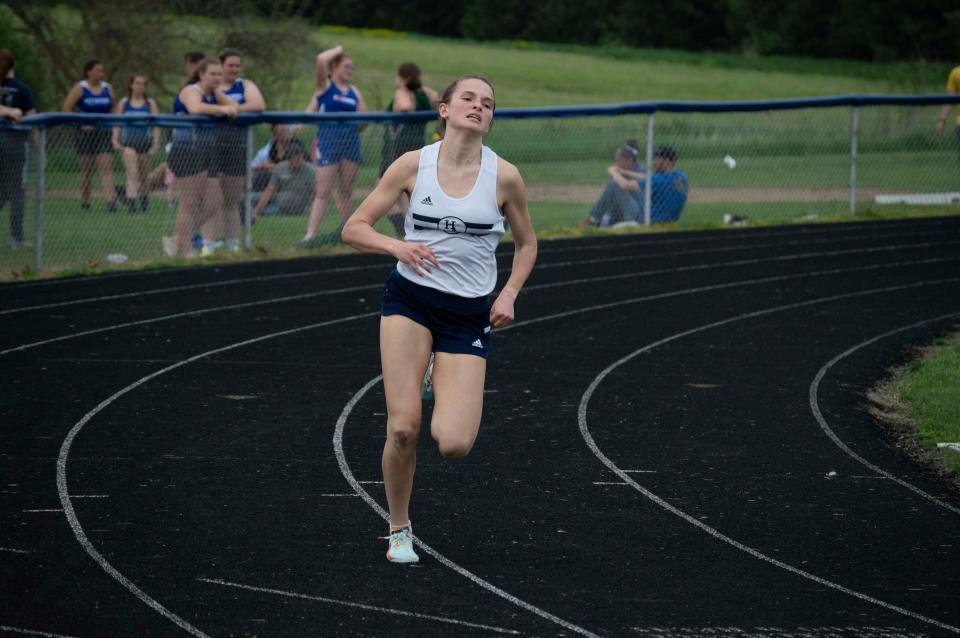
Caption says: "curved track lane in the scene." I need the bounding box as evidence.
[1,218,958,636]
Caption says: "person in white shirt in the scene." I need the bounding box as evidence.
[342,76,537,564]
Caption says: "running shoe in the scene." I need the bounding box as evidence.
[421,352,435,401]
[380,526,419,564]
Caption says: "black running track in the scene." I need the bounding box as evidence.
[2,218,959,638]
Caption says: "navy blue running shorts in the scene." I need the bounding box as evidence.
[381,269,492,358]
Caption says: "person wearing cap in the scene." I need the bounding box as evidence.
[580,143,688,227]
[578,139,642,227]
[251,140,317,220]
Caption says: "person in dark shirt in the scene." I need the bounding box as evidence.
[0,49,37,249]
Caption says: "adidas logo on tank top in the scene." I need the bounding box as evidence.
[397,141,506,298]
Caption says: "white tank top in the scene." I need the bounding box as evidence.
[397,141,505,297]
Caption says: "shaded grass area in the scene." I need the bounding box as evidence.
[877,331,960,479]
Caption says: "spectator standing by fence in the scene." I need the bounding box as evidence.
[112,74,159,213]
[199,48,266,255]
[304,45,367,243]
[62,59,118,212]
[0,49,36,249]
[935,64,960,174]
[381,62,439,236]
[165,57,237,257]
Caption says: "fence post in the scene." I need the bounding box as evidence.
[849,106,859,215]
[644,113,654,226]
[244,124,253,250]
[33,128,46,273]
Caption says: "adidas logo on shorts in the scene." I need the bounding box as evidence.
[420,196,433,206]
[471,339,483,348]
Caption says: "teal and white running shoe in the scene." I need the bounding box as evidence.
[421,353,435,401]
[381,526,419,564]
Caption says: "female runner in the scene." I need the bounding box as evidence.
[341,76,537,563]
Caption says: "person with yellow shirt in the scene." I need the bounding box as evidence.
[934,66,960,165]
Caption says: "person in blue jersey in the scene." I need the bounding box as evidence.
[166,57,238,257]
[342,76,538,564]
[111,74,159,213]
[581,144,688,226]
[304,45,368,242]
[0,49,37,249]
[198,47,266,255]
[62,59,118,212]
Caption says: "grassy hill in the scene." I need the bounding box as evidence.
[271,26,950,111]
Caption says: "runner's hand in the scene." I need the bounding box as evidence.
[394,242,438,276]
[490,292,515,328]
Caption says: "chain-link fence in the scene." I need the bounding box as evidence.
[2,96,960,279]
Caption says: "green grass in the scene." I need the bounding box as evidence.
[879,332,960,478]
[304,26,944,110]
[7,20,960,280]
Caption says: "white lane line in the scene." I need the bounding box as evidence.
[197,577,521,635]
[525,241,960,292]
[3,226,950,317]
[514,258,960,334]
[0,282,381,355]
[531,236,960,276]
[6,215,946,295]
[333,377,601,638]
[319,493,359,497]
[55,262,958,636]
[57,310,379,638]
[593,481,630,485]
[69,494,109,498]
[0,547,32,554]
[22,509,62,513]
[0,625,79,638]
[0,262,388,315]
[535,217,959,257]
[577,279,960,634]
[809,311,960,515]
[5,241,957,357]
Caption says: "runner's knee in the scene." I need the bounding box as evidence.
[387,416,421,450]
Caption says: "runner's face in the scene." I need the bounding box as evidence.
[441,78,495,135]
[222,56,242,82]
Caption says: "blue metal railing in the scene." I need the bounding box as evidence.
[5,93,960,129]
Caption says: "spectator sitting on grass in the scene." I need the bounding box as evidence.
[580,144,688,227]
[251,124,294,191]
[577,139,641,227]
[251,140,316,220]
